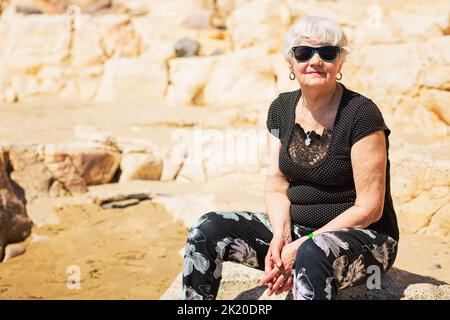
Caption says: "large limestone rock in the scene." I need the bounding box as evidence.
[167,56,217,106]
[0,15,70,72]
[391,143,450,241]
[117,138,163,182]
[71,15,141,68]
[44,143,121,194]
[167,48,277,106]
[96,44,170,102]
[202,48,277,107]
[0,14,70,101]
[226,0,291,54]
[0,150,32,262]
[343,37,450,140]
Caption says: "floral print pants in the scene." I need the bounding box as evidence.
[181,211,398,300]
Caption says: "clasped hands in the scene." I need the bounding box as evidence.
[258,235,307,296]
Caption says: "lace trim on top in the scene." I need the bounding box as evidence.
[288,123,332,165]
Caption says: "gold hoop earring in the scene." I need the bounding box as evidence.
[289,72,296,80]
[336,72,342,80]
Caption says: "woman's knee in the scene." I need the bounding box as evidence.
[188,211,225,242]
[294,238,330,269]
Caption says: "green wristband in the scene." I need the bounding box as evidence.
[307,232,315,238]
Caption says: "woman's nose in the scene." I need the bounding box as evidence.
[309,52,322,65]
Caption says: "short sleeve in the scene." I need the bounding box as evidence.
[350,100,390,146]
[266,96,281,138]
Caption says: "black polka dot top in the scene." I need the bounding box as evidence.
[267,84,399,241]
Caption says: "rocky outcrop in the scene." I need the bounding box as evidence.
[161,262,449,300]
[0,150,32,262]
[0,0,448,143]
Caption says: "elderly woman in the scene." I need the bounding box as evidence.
[181,16,399,300]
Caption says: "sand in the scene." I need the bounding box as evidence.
[0,198,188,299]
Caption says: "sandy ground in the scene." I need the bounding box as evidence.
[0,198,188,299]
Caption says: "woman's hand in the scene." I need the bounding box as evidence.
[260,234,291,290]
[262,236,309,296]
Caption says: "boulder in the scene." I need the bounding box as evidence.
[44,143,121,194]
[167,56,217,106]
[0,15,70,73]
[226,0,291,54]
[96,52,168,102]
[202,48,277,107]
[174,38,200,57]
[0,150,32,262]
[391,143,450,241]
[7,144,56,201]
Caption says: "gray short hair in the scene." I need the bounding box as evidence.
[282,16,351,60]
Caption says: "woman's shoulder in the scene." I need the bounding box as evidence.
[270,89,300,114]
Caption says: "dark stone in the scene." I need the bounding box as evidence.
[15,5,43,14]
[0,151,32,262]
[174,38,201,58]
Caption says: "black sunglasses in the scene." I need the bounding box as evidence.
[292,45,341,63]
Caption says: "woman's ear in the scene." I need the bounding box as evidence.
[287,57,294,71]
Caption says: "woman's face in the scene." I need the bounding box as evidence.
[289,39,344,89]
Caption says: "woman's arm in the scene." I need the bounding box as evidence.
[264,132,292,242]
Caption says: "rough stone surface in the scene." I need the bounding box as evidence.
[0,150,32,262]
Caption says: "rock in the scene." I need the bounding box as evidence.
[15,5,43,14]
[7,144,54,201]
[272,54,300,93]
[167,55,217,106]
[112,0,150,16]
[226,0,291,54]
[101,198,141,209]
[390,144,450,203]
[160,156,184,182]
[96,15,141,60]
[390,144,450,241]
[181,9,213,29]
[0,14,71,101]
[174,38,201,57]
[31,233,49,243]
[162,264,449,300]
[10,0,113,14]
[119,153,162,182]
[87,182,157,205]
[429,263,442,271]
[96,53,168,102]
[202,48,277,107]
[421,202,450,241]
[116,138,163,182]
[418,36,450,91]
[202,130,266,179]
[0,150,32,262]
[342,37,450,141]
[0,15,70,74]
[402,283,450,300]
[44,144,121,194]
[0,0,9,14]
[419,88,450,125]
[396,188,449,235]
[175,162,207,184]
[3,242,26,261]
